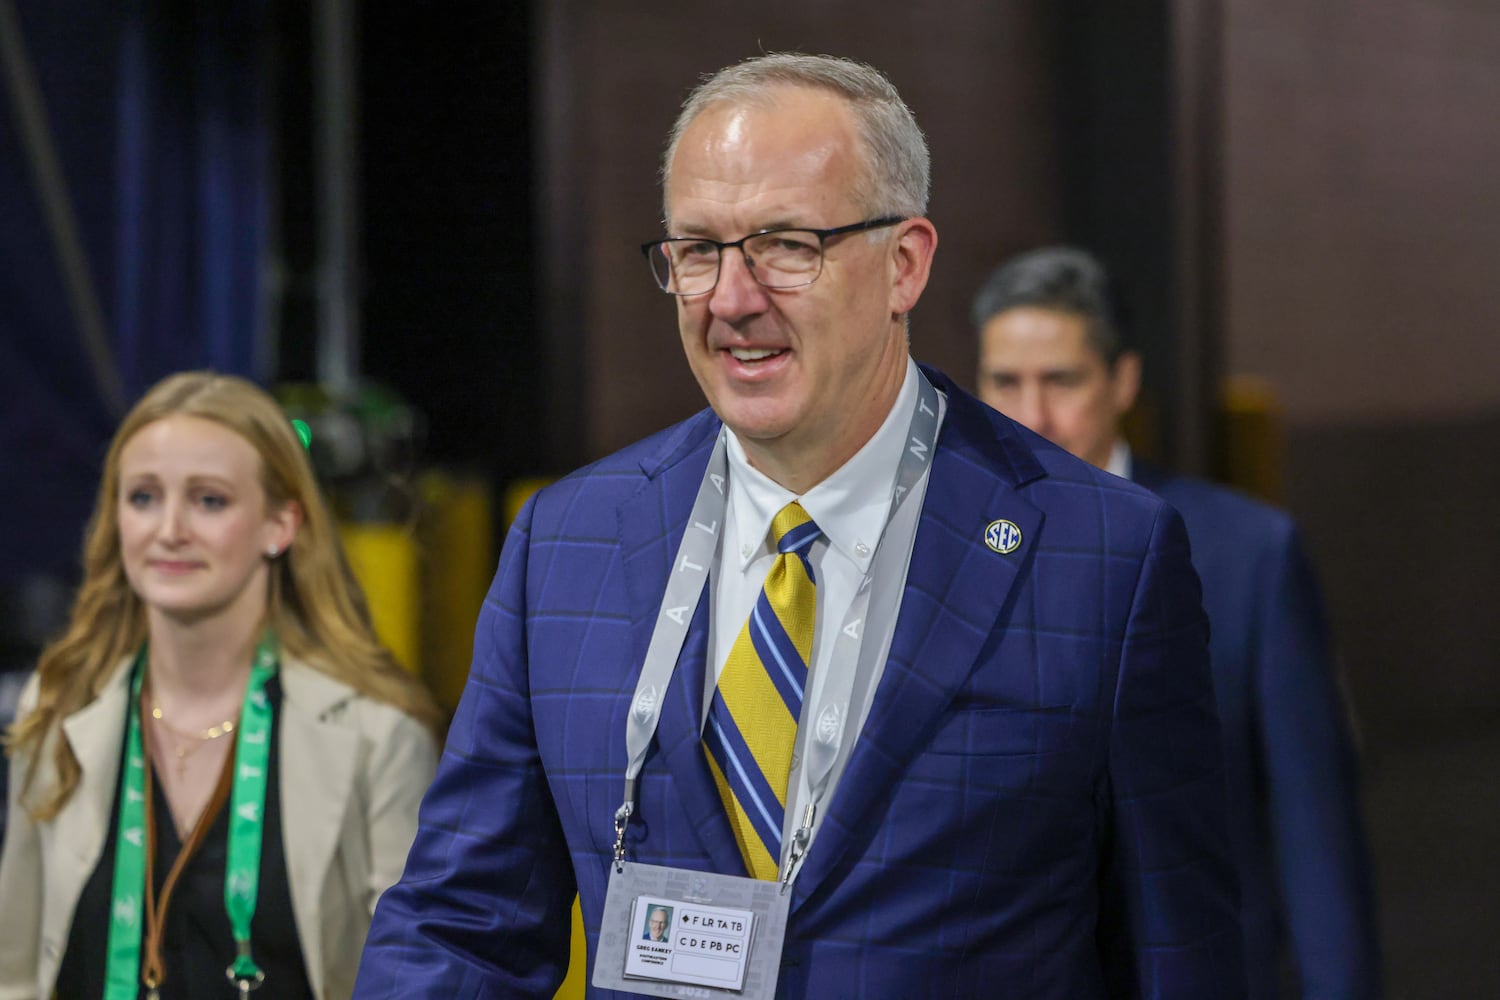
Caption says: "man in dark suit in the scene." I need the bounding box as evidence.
[972,246,1380,998]
[355,55,1243,997]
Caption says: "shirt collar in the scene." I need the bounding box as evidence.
[724,357,921,575]
[1106,439,1132,479]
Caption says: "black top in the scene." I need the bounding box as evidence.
[56,677,315,999]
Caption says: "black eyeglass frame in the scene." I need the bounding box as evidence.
[640,215,908,296]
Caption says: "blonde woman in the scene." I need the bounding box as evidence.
[0,372,443,1000]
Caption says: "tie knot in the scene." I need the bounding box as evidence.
[771,501,820,556]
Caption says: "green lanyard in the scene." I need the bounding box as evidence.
[104,635,278,998]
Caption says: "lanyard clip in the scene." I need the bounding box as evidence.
[779,803,817,894]
[613,798,634,873]
[226,941,265,993]
[225,967,265,994]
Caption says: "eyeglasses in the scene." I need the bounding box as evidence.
[640,216,906,296]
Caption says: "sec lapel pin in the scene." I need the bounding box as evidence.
[984,518,1022,554]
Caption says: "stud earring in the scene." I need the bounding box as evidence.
[266,545,280,558]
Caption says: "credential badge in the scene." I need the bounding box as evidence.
[984,518,1023,555]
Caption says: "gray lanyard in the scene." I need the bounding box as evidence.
[614,373,943,891]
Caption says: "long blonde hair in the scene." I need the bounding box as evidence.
[7,371,444,820]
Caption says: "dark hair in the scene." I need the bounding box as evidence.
[970,246,1126,364]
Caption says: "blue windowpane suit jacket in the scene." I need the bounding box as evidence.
[355,368,1245,998]
[1132,465,1381,998]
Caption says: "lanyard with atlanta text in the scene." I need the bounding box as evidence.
[104,634,278,999]
[615,371,942,891]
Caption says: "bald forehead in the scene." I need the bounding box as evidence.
[664,86,869,223]
[677,85,853,151]
[693,80,845,120]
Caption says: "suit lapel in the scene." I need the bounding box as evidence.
[792,381,1047,906]
[52,656,133,948]
[618,415,746,876]
[58,657,132,853]
[278,661,359,998]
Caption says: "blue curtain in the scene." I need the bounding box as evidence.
[0,0,269,587]
[114,0,271,398]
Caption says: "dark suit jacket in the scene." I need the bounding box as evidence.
[1134,465,1380,999]
[355,368,1244,998]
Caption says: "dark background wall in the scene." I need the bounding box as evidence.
[1213,9,1500,981]
[272,3,543,480]
[1219,0,1500,746]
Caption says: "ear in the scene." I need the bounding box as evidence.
[1110,350,1143,417]
[263,499,304,558]
[887,217,938,318]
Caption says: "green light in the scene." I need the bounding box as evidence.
[291,418,312,451]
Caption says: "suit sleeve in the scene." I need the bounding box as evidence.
[1254,523,1381,997]
[354,495,576,998]
[1100,503,1246,997]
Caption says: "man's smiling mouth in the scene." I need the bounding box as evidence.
[729,347,786,362]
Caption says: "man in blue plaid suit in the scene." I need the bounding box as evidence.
[356,53,1245,998]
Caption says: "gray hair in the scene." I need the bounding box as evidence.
[970,246,1127,364]
[661,53,930,225]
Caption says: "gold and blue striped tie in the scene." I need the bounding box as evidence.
[704,501,821,880]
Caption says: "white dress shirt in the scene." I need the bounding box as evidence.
[710,357,946,855]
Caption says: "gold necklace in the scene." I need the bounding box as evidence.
[150,701,236,741]
[148,697,238,779]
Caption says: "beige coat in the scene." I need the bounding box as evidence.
[0,655,438,1000]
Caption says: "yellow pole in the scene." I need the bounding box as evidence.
[339,522,421,673]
